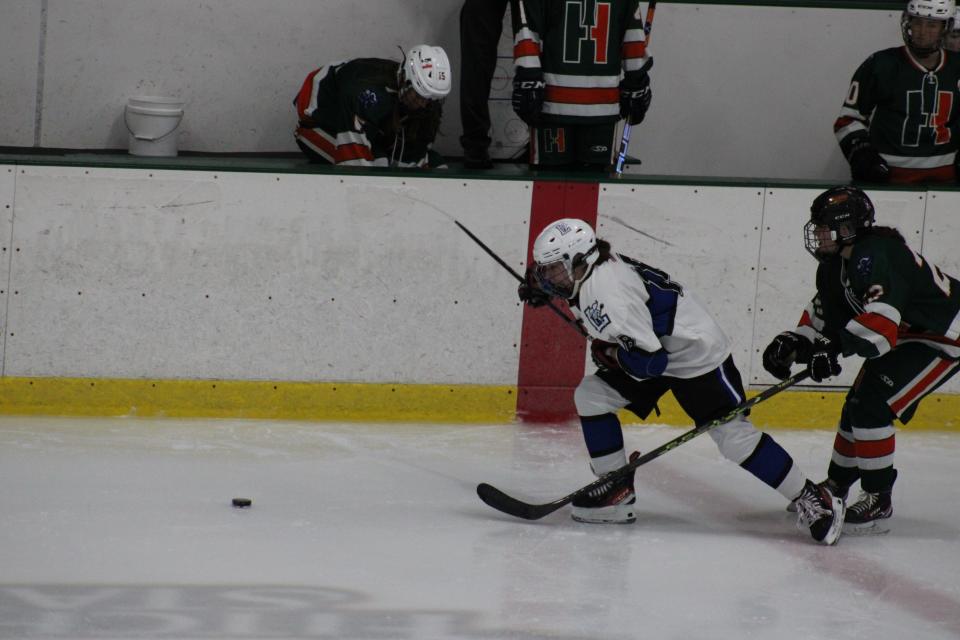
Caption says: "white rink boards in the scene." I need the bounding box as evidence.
[1,166,958,396]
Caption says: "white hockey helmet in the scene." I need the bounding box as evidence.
[532,218,600,299]
[404,45,451,100]
[902,0,956,55]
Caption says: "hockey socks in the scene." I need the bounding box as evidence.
[740,433,806,500]
[579,413,627,474]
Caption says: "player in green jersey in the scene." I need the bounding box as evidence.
[294,46,450,168]
[512,0,652,169]
[763,186,960,534]
[834,0,960,184]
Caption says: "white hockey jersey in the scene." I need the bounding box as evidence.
[571,254,731,379]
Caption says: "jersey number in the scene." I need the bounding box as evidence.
[564,0,611,64]
[908,246,952,296]
[620,255,684,296]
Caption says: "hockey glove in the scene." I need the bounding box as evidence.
[762,331,813,380]
[512,67,545,126]
[848,140,890,184]
[518,266,550,307]
[808,348,841,382]
[619,58,653,126]
[808,339,841,382]
[590,340,622,371]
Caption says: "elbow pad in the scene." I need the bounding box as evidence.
[617,346,668,379]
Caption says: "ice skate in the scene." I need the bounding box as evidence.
[571,452,638,524]
[842,491,892,536]
[786,478,848,513]
[795,479,845,545]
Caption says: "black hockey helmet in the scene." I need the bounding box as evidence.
[804,186,875,261]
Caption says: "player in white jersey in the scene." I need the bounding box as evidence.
[518,218,845,544]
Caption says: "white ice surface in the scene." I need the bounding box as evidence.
[1,416,958,640]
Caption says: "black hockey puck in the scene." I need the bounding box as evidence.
[231,498,252,508]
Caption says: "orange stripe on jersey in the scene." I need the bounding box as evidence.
[832,434,856,458]
[854,435,895,460]
[622,41,647,59]
[546,86,619,105]
[888,165,957,184]
[295,69,321,119]
[298,128,336,157]
[833,116,858,132]
[855,312,899,348]
[514,40,541,59]
[900,330,960,349]
[890,358,954,415]
[298,128,373,164]
[335,142,374,163]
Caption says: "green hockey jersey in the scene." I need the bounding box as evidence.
[294,58,442,167]
[514,0,649,124]
[834,47,960,174]
[796,232,960,361]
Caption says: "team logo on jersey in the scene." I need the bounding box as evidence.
[856,256,873,278]
[583,300,611,332]
[880,374,895,388]
[359,89,379,109]
[543,128,567,153]
[563,0,612,64]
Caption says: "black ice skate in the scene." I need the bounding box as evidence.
[794,479,845,545]
[843,491,892,535]
[571,453,638,524]
[786,478,849,513]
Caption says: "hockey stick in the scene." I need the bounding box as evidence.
[615,1,657,175]
[476,368,811,521]
[453,219,589,338]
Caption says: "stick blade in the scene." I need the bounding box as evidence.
[476,483,562,521]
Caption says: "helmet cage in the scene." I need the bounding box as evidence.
[902,0,956,55]
[532,219,600,299]
[804,187,875,261]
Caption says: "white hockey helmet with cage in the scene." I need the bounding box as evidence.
[902,0,956,54]
[532,218,600,299]
[403,45,451,100]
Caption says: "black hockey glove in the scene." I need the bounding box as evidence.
[847,139,890,184]
[620,58,653,126]
[762,331,813,380]
[512,67,545,126]
[518,266,550,307]
[590,340,622,371]
[808,348,841,382]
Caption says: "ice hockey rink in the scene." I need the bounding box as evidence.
[1,416,958,640]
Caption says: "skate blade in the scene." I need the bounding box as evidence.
[842,521,891,536]
[571,505,636,524]
[572,514,636,524]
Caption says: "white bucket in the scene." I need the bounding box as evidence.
[125,95,184,157]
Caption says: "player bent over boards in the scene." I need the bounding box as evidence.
[516,219,845,544]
